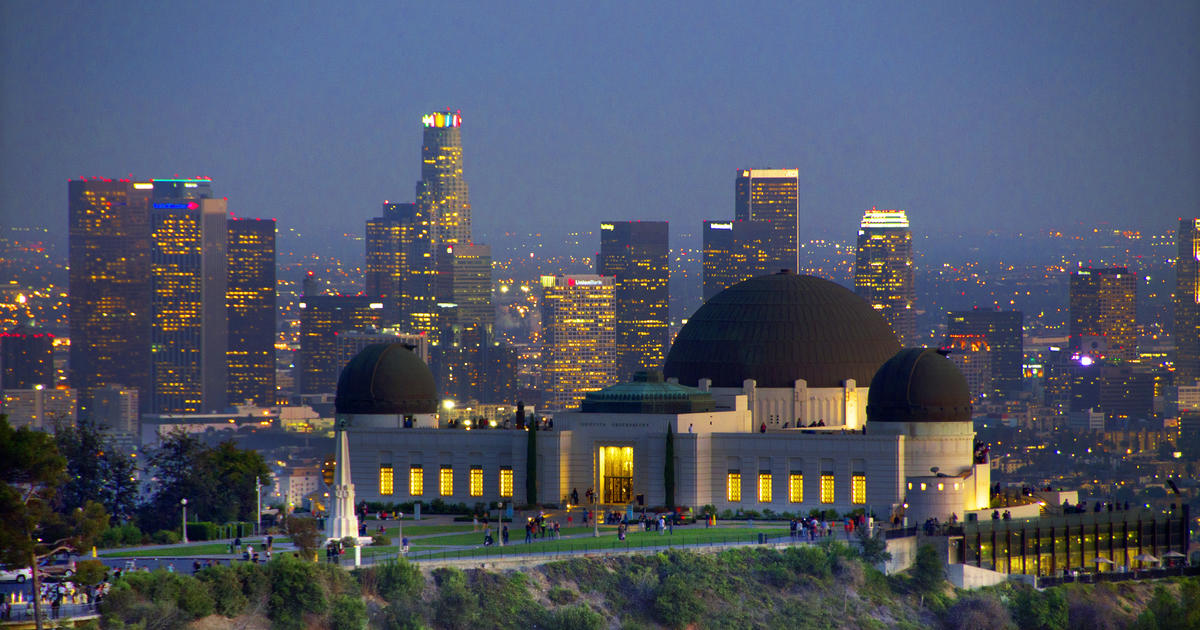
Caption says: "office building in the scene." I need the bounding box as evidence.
[597,221,669,379]
[734,169,799,272]
[1176,218,1200,388]
[1069,267,1137,362]
[365,202,434,326]
[540,275,617,411]
[702,219,774,300]
[946,309,1024,400]
[941,334,991,405]
[297,296,385,395]
[149,180,227,413]
[227,217,276,407]
[68,178,152,415]
[437,243,493,331]
[2,387,77,430]
[1,325,54,389]
[90,384,139,435]
[437,322,518,404]
[417,110,471,250]
[854,208,915,345]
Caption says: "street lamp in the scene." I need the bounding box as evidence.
[497,502,504,546]
[181,498,188,543]
[255,480,262,536]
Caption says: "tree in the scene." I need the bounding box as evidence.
[854,523,892,566]
[910,543,945,595]
[0,416,108,630]
[664,423,675,509]
[54,418,138,522]
[525,421,537,505]
[285,515,322,561]
[138,432,270,532]
[1012,586,1067,630]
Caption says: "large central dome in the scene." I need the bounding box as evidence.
[664,272,901,388]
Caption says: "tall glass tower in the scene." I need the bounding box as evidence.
[417,110,471,250]
[597,221,669,379]
[1069,267,1137,362]
[854,208,915,346]
[1176,218,1200,387]
[226,217,276,407]
[540,274,616,411]
[735,169,799,273]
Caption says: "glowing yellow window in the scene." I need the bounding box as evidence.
[727,471,742,502]
[499,467,513,497]
[439,466,453,496]
[469,467,483,497]
[851,473,866,504]
[820,473,835,504]
[379,465,394,496]
[409,465,423,496]
[789,473,803,503]
[749,469,769,502]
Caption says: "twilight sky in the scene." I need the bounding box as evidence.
[1,1,1197,245]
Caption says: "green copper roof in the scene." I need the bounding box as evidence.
[581,371,715,414]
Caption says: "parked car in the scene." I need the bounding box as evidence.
[0,567,32,583]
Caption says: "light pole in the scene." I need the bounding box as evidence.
[497,502,504,546]
[255,480,262,536]
[181,498,188,543]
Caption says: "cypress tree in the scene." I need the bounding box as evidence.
[664,423,676,509]
[525,420,537,505]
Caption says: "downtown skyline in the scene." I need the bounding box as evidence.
[2,1,1198,243]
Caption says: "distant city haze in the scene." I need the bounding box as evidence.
[2,1,1197,242]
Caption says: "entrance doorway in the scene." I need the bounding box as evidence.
[599,445,633,504]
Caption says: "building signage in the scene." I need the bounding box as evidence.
[422,112,462,128]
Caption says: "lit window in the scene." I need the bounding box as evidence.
[907,482,913,490]
[851,473,866,504]
[409,465,423,496]
[937,483,944,492]
[499,467,513,497]
[919,482,927,491]
[789,472,803,503]
[469,466,483,497]
[820,473,835,504]
[727,471,742,502]
[439,466,453,496]
[758,472,772,503]
[379,465,394,496]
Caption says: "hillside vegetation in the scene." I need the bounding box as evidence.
[97,541,1200,630]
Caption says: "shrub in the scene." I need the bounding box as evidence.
[654,573,703,629]
[330,594,367,630]
[548,586,577,605]
[73,559,109,587]
[855,525,892,566]
[1011,586,1067,630]
[543,604,604,630]
[911,544,945,594]
[433,567,478,630]
[268,553,327,630]
[185,521,219,541]
[370,559,425,602]
[943,592,1014,630]
[284,515,321,561]
[372,534,392,546]
[152,529,180,545]
[196,563,249,617]
[98,523,144,548]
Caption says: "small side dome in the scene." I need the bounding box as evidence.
[866,348,972,423]
[335,343,438,415]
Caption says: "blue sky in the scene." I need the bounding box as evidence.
[1,1,1196,244]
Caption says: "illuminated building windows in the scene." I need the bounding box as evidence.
[409,465,423,497]
[851,473,866,504]
[727,470,742,502]
[469,466,483,497]
[758,472,772,503]
[788,472,803,503]
[499,467,513,497]
[439,466,453,496]
[379,465,394,496]
[820,473,835,504]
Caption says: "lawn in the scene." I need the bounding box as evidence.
[402,525,790,560]
[102,538,292,558]
[379,524,475,537]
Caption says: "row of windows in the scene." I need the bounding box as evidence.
[379,465,513,498]
[727,471,866,505]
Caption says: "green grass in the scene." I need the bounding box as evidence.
[381,524,475,537]
[102,537,292,558]
[402,526,789,560]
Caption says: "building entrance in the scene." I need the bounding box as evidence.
[599,445,633,504]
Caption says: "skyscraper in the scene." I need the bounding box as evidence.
[540,275,616,411]
[437,243,493,331]
[597,221,669,380]
[1069,267,1137,362]
[68,178,152,415]
[1176,218,1200,388]
[149,179,228,413]
[227,217,276,407]
[702,219,774,300]
[417,110,471,249]
[855,208,916,346]
[297,295,385,395]
[734,169,799,272]
[365,202,433,326]
[0,325,54,389]
[946,309,1024,400]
